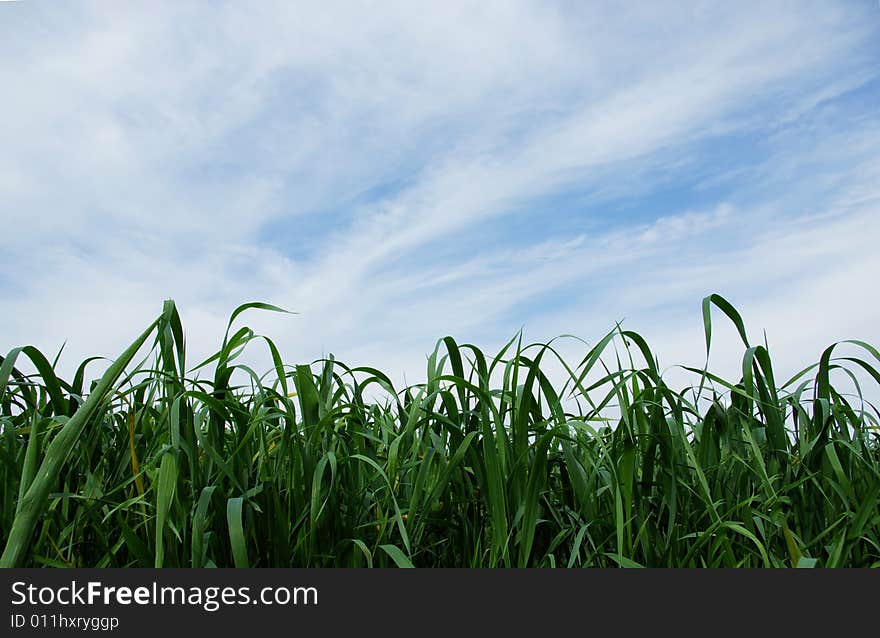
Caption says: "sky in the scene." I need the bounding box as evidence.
[2,1,880,394]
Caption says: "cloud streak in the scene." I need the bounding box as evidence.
[2,1,879,392]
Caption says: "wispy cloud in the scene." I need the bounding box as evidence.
[2,1,879,390]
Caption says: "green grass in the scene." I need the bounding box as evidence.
[1,295,879,567]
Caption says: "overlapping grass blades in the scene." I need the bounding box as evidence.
[1,295,878,567]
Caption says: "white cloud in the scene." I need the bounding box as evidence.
[1,1,878,402]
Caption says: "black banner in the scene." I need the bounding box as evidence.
[0,568,874,635]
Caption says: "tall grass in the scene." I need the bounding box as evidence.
[1,295,878,567]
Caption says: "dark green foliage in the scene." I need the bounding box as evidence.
[1,295,878,567]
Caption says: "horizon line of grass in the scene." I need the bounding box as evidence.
[1,294,878,567]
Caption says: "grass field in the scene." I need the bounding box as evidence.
[1,294,878,568]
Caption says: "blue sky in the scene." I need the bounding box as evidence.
[2,1,880,387]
